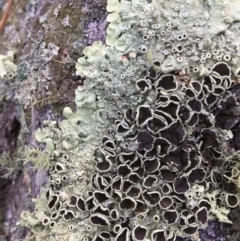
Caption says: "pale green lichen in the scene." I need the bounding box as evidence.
[0,50,17,79]
[21,0,240,241]
[22,146,51,170]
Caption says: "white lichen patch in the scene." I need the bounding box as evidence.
[54,4,62,17]
[61,15,70,27]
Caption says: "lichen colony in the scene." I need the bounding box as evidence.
[21,1,240,241]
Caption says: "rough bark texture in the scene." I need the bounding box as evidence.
[0,102,21,153]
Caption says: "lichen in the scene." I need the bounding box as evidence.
[21,0,240,241]
[0,50,17,79]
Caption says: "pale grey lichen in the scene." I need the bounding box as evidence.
[20,0,240,241]
[0,50,17,79]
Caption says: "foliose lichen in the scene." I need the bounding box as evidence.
[0,50,17,79]
[21,0,240,241]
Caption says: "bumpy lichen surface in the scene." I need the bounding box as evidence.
[21,0,240,241]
